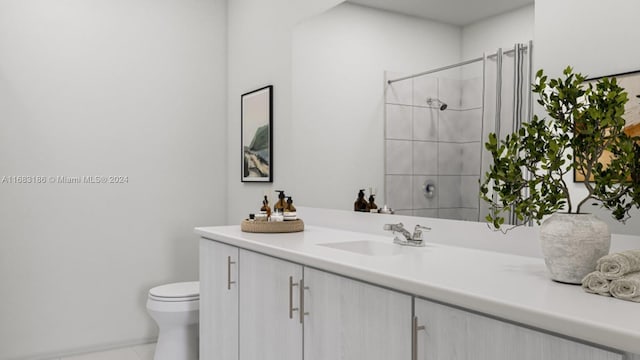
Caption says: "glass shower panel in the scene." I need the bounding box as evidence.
[384,64,484,221]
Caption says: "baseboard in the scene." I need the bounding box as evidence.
[8,337,158,360]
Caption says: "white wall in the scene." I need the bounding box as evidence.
[534,0,640,235]
[0,0,227,358]
[462,4,534,60]
[226,0,344,224]
[289,3,461,212]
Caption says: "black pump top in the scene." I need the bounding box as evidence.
[275,190,286,199]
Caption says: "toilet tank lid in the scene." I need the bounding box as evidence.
[149,281,199,298]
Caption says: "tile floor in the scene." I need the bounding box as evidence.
[53,343,155,360]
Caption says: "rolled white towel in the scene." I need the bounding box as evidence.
[610,272,640,303]
[581,271,611,296]
[596,249,640,280]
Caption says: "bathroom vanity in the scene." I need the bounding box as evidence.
[195,223,640,360]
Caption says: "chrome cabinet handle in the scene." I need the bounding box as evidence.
[299,278,309,324]
[412,316,426,360]
[227,256,236,290]
[289,276,299,319]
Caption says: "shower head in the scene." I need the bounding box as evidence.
[426,97,447,111]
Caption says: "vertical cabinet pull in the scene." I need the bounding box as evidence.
[227,256,236,290]
[288,276,309,323]
[299,278,309,324]
[412,316,426,360]
[289,276,299,319]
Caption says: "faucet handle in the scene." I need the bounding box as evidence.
[412,225,431,241]
[383,222,404,231]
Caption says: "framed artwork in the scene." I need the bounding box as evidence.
[241,85,273,182]
[574,70,640,182]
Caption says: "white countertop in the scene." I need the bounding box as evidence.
[195,224,640,354]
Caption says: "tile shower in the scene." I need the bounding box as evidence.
[385,67,483,221]
[384,44,532,222]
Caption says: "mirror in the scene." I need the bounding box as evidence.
[290,0,533,212]
[290,0,640,235]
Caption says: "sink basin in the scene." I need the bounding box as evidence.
[318,240,403,256]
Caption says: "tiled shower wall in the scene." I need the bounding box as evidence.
[385,70,483,221]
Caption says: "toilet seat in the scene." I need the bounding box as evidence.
[149,281,199,302]
[149,294,199,302]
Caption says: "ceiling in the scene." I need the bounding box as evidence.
[347,0,534,26]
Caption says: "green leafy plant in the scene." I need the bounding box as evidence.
[480,66,640,230]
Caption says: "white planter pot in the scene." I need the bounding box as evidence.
[539,213,610,284]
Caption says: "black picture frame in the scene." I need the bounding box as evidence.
[241,85,273,182]
[573,69,640,182]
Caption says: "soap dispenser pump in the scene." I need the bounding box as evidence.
[354,189,369,212]
[274,190,286,213]
[285,196,296,212]
[368,193,378,211]
[260,195,271,220]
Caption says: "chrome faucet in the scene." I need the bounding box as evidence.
[383,223,431,247]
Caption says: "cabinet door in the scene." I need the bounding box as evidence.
[239,249,303,360]
[414,298,623,360]
[304,267,412,360]
[199,239,239,360]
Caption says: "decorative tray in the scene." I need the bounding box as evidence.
[240,219,305,233]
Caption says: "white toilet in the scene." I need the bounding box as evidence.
[146,281,199,360]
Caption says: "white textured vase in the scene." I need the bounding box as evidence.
[539,213,611,284]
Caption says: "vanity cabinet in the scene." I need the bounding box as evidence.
[303,267,412,360]
[200,237,629,360]
[238,249,303,360]
[413,297,623,360]
[199,239,238,360]
[199,242,303,360]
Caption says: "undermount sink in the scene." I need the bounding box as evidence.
[318,240,403,256]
